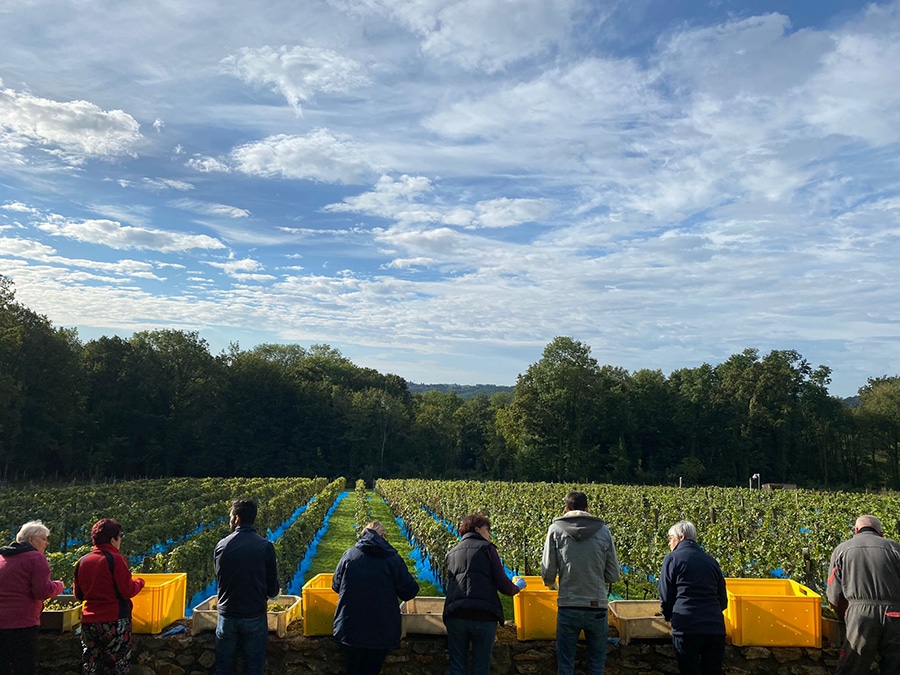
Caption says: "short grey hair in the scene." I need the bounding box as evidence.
[364,521,387,539]
[667,520,697,542]
[856,515,884,534]
[16,520,50,544]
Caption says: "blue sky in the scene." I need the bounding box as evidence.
[1,0,898,397]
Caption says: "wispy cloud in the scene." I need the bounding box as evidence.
[223,45,370,114]
[36,215,225,252]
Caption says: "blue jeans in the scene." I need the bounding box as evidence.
[215,614,268,675]
[445,617,498,675]
[556,607,608,675]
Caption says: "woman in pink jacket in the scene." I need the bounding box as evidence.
[0,520,65,674]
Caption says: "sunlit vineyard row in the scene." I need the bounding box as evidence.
[377,479,900,597]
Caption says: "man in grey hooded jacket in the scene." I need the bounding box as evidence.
[542,491,620,675]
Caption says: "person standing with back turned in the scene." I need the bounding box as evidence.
[542,490,620,675]
[827,514,900,675]
[214,499,279,675]
[658,520,728,675]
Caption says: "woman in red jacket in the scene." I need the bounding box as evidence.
[74,518,145,674]
[0,520,65,674]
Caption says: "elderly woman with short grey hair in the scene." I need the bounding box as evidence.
[658,520,728,675]
[0,520,65,674]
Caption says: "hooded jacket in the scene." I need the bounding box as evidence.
[332,528,419,650]
[0,541,65,629]
[541,511,620,609]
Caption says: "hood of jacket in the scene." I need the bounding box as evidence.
[354,527,398,557]
[0,541,37,557]
[551,511,607,542]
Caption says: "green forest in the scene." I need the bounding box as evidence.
[2,275,898,489]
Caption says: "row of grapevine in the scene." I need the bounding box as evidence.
[377,479,900,597]
[273,478,346,590]
[3,477,329,594]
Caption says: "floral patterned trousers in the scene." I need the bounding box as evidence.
[81,618,133,674]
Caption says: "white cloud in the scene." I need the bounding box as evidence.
[371,0,581,73]
[469,197,554,228]
[36,215,226,252]
[230,129,381,184]
[0,236,165,279]
[141,177,194,191]
[186,155,231,173]
[205,257,275,282]
[223,45,369,113]
[1,201,39,214]
[171,199,250,219]
[0,80,141,164]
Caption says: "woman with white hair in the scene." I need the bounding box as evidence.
[658,520,728,675]
[0,520,65,674]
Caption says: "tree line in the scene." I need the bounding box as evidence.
[1,276,898,489]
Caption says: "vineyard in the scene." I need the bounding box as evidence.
[4,477,899,612]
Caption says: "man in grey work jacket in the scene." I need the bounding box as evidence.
[542,491,619,675]
[214,499,279,675]
[827,514,900,675]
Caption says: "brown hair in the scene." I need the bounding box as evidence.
[90,518,123,546]
[458,514,491,536]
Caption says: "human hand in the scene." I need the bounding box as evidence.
[514,577,527,590]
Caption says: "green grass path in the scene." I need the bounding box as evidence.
[305,491,441,597]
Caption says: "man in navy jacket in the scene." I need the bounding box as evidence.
[658,520,727,675]
[214,499,279,675]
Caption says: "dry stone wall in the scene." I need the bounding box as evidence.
[37,621,839,674]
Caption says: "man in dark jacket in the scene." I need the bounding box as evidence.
[827,514,900,675]
[332,521,419,675]
[658,520,728,675]
[214,499,279,675]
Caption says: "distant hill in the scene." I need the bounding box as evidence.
[407,383,515,399]
[843,396,860,407]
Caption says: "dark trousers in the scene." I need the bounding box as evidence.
[0,626,38,675]
[342,645,388,675]
[672,633,726,675]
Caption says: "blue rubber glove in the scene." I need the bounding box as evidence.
[514,577,527,590]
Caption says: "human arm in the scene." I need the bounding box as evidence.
[826,549,848,618]
[113,553,145,598]
[716,564,727,611]
[604,533,621,584]
[392,555,420,602]
[541,529,558,589]
[265,542,279,599]
[658,554,676,622]
[486,544,520,596]
[332,553,347,594]
[30,554,64,600]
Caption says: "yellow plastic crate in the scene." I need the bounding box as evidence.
[724,578,821,648]
[132,573,187,634]
[512,575,560,640]
[302,573,339,636]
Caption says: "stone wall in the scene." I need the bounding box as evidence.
[37,621,839,674]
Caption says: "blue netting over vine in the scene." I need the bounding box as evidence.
[286,491,348,595]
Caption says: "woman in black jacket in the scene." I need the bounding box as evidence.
[332,521,419,675]
[443,514,523,675]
